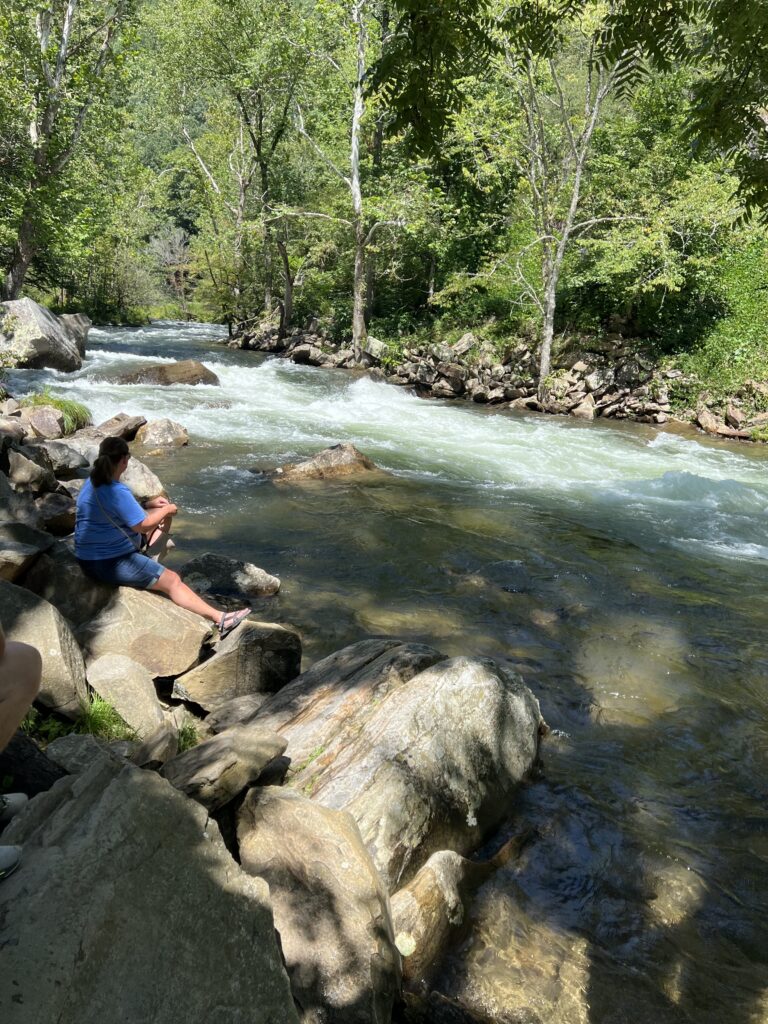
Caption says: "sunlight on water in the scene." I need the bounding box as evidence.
[9,321,768,1024]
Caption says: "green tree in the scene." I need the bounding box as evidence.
[0,0,138,300]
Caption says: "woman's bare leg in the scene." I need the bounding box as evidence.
[149,568,223,624]
[0,642,42,752]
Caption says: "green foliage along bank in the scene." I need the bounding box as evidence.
[0,1,766,404]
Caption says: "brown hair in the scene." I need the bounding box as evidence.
[90,436,129,487]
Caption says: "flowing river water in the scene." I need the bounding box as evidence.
[9,322,768,1022]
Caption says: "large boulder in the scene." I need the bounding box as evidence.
[114,359,220,387]
[20,539,114,628]
[270,443,380,483]
[0,298,82,372]
[0,520,53,581]
[0,732,67,796]
[86,654,166,739]
[8,447,57,493]
[76,587,211,677]
[238,786,401,1024]
[180,552,281,599]
[0,760,301,1024]
[250,639,446,768]
[0,469,39,525]
[257,650,543,892]
[135,417,189,447]
[161,723,287,810]
[26,439,89,478]
[0,580,88,717]
[58,312,91,357]
[172,620,301,711]
[120,455,166,502]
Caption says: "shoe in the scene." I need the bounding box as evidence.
[0,845,21,881]
[0,793,28,825]
[218,608,252,641]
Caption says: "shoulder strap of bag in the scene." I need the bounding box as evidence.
[92,485,142,552]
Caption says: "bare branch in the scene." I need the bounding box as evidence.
[295,103,350,189]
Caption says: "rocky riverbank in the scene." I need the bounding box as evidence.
[234,323,768,442]
[0,328,547,1023]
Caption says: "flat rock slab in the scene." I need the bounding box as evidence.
[114,359,220,387]
[239,786,401,1023]
[76,586,211,678]
[252,638,447,773]
[161,723,287,810]
[270,443,381,482]
[290,655,543,892]
[0,760,300,1024]
[204,692,272,734]
[172,620,301,711]
[94,412,147,439]
[87,654,165,739]
[0,580,87,718]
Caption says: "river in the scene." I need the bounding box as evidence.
[9,322,768,1023]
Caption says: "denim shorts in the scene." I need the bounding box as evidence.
[78,551,164,590]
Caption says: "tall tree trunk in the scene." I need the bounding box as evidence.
[538,247,559,399]
[260,161,273,315]
[350,0,367,358]
[276,237,293,338]
[2,209,37,301]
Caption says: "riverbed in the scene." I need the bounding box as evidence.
[9,322,768,1023]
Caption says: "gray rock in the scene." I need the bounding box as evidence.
[58,312,91,357]
[0,469,39,525]
[0,521,53,581]
[86,654,166,739]
[283,654,543,891]
[239,786,401,1023]
[114,359,220,387]
[135,417,189,447]
[203,692,272,734]
[172,620,301,712]
[30,439,89,477]
[0,580,88,717]
[0,760,300,1024]
[250,639,445,775]
[452,332,476,357]
[93,412,147,440]
[7,447,57,493]
[120,455,166,502]
[0,297,82,371]
[271,443,380,483]
[179,551,281,597]
[19,404,66,440]
[34,490,76,534]
[161,723,287,810]
[129,719,179,768]
[20,539,114,628]
[0,415,27,443]
[362,335,389,362]
[571,395,596,420]
[45,732,121,774]
[76,587,211,677]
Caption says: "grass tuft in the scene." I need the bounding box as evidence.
[177,722,199,753]
[78,695,136,742]
[20,388,92,434]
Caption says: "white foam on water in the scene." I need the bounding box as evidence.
[9,322,768,566]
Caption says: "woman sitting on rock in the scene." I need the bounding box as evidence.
[74,436,250,639]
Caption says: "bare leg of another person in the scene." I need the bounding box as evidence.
[0,641,42,753]
[146,515,173,560]
[149,568,226,624]
[0,636,42,880]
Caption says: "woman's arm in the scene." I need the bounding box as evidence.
[132,503,178,535]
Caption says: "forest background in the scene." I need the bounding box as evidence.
[2,0,768,406]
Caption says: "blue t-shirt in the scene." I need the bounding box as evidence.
[75,480,146,560]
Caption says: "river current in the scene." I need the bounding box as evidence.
[10,322,768,1023]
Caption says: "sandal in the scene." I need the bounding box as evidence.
[219,608,252,641]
